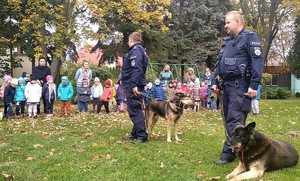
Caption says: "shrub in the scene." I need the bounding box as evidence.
[262,87,291,99]
[276,88,290,99]
[295,92,300,97]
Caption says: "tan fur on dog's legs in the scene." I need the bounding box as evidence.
[226,161,264,181]
[149,117,158,135]
[167,119,172,142]
[174,120,181,141]
[227,168,264,181]
[226,161,245,180]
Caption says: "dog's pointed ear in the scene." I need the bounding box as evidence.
[245,122,256,133]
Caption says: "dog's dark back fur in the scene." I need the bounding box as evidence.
[231,122,299,172]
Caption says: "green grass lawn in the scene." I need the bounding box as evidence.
[1,99,300,180]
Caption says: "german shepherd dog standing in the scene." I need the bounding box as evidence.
[226,122,299,181]
[145,92,193,142]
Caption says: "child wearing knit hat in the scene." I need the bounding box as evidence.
[0,75,13,117]
[42,75,56,116]
[15,77,27,117]
[91,77,103,113]
[57,76,74,117]
[25,75,42,118]
[98,79,113,114]
[77,79,92,113]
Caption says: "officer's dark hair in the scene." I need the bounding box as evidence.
[129,32,142,43]
[39,56,46,61]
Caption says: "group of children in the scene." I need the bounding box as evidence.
[0,74,126,119]
[144,78,220,112]
[0,73,56,118]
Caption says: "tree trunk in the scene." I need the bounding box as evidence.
[50,56,62,85]
[9,46,13,77]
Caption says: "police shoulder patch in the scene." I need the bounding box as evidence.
[254,47,261,56]
[250,41,261,46]
[131,59,135,67]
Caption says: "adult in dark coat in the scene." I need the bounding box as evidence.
[121,32,148,144]
[33,57,52,114]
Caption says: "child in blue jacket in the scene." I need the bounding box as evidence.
[15,77,27,117]
[152,78,165,101]
[58,76,74,117]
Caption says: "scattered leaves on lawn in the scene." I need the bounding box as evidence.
[0,161,16,167]
[209,176,220,180]
[90,154,101,160]
[33,144,44,148]
[26,156,35,161]
[0,143,7,148]
[2,171,15,180]
[105,154,111,160]
[74,148,85,153]
[160,162,164,169]
[82,132,94,139]
[197,172,207,179]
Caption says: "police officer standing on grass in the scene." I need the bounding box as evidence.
[212,11,264,165]
[121,32,148,144]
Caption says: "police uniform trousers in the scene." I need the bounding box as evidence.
[220,78,252,160]
[126,86,148,141]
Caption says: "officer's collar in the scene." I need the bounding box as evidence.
[129,43,141,51]
[230,28,245,38]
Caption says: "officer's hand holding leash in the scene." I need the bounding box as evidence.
[132,87,139,96]
[245,87,257,98]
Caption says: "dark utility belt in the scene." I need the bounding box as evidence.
[222,74,249,81]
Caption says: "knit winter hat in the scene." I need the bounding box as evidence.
[104,79,111,86]
[61,76,69,85]
[3,75,12,83]
[30,74,37,81]
[94,77,100,82]
[11,78,18,86]
[46,75,53,82]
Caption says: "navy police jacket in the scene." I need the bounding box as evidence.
[213,29,264,90]
[121,43,148,88]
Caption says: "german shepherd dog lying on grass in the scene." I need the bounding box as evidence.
[226,122,299,181]
[145,92,193,142]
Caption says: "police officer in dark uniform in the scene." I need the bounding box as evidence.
[121,32,148,144]
[212,11,264,164]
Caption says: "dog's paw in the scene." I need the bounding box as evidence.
[226,176,240,181]
[175,138,181,142]
[167,139,172,142]
[226,174,234,180]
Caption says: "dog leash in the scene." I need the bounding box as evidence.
[138,92,154,100]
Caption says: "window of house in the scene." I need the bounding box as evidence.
[265,74,279,86]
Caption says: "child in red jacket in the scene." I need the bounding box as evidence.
[98,79,113,114]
